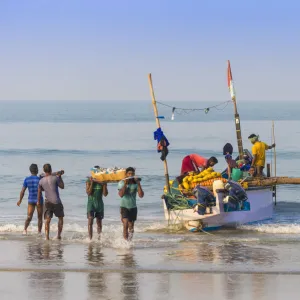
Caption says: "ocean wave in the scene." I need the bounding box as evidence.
[0,222,178,249]
[239,223,300,234]
[0,148,221,156]
[0,221,168,234]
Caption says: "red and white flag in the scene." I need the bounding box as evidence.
[227,60,236,100]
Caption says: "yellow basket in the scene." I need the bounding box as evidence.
[106,173,117,181]
[91,170,126,182]
[115,170,126,181]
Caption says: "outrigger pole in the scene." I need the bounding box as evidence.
[272,121,277,177]
[148,73,171,193]
[227,60,244,160]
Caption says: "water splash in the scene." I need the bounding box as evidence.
[239,224,300,234]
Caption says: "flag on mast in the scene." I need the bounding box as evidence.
[227,60,236,101]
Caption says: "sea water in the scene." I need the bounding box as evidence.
[0,100,300,300]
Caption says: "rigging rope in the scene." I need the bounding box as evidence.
[156,100,232,116]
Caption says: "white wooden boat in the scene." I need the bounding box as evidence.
[147,62,300,232]
[163,186,273,232]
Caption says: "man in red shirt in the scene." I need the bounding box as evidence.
[181,154,218,175]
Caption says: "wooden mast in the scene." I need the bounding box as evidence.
[272,121,277,176]
[272,120,277,205]
[228,60,244,160]
[148,73,171,193]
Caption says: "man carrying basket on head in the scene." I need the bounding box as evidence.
[86,166,108,240]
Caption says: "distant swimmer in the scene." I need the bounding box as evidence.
[38,164,65,240]
[86,166,108,240]
[118,167,144,241]
[17,164,43,235]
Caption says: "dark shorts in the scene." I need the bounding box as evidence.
[120,207,137,222]
[87,211,104,220]
[28,201,43,206]
[44,201,64,219]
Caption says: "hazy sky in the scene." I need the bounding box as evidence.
[0,0,299,101]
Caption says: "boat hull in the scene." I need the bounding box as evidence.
[163,187,273,231]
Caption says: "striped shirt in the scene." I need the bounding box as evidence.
[23,175,43,204]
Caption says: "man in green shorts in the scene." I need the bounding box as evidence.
[86,167,108,240]
[118,167,144,240]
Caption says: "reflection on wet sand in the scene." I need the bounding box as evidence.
[166,240,277,266]
[85,243,107,299]
[26,241,64,263]
[2,271,300,300]
[26,241,65,300]
[119,251,139,300]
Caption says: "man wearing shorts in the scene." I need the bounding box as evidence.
[38,163,64,240]
[86,167,108,240]
[17,164,43,235]
[118,167,144,240]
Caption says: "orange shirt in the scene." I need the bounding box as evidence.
[189,154,208,169]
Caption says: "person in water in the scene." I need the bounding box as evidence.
[118,167,144,240]
[248,134,275,176]
[17,164,43,235]
[86,166,108,240]
[181,154,218,175]
[38,163,65,240]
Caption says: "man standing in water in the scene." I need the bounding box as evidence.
[17,164,43,235]
[86,166,108,240]
[118,167,144,240]
[248,134,275,176]
[38,164,64,240]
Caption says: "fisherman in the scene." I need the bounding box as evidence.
[38,164,65,240]
[248,134,275,177]
[17,164,43,235]
[86,166,108,240]
[180,154,218,175]
[118,167,144,241]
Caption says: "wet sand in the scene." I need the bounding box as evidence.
[1,268,300,300]
[1,231,300,299]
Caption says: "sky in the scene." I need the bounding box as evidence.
[0,0,299,101]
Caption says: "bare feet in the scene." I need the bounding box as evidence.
[23,230,27,235]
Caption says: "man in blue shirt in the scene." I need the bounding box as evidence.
[17,164,43,235]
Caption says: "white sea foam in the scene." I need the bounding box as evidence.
[0,222,181,249]
[239,224,300,234]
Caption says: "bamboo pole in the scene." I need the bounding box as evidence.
[272,120,277,205]
[272,121,276,176]
[228,60,244,160]
[148,73,170,193]
[247,177,300,187]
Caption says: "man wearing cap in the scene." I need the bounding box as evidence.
[248,134,275,177]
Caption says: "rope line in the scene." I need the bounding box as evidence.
[156,100,232,114]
